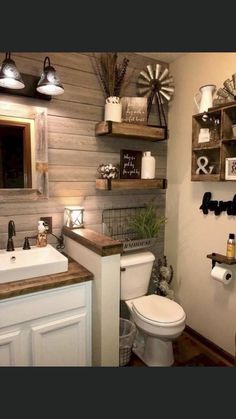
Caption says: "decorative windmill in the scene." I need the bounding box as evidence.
[137,64,175,127]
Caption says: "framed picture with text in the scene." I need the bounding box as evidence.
[120,149,142,179]
[225,157,236,180]
[121,97,147,125]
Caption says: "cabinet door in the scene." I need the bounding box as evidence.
[31,312,87,366]
[0,330,23,366]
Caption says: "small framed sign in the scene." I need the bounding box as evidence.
[121,97,147,125]
[225,157,236,180]
[120,149,142,179]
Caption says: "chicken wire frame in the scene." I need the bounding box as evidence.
[64,206,84,228]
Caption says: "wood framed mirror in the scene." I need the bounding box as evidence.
[0,101,48,202]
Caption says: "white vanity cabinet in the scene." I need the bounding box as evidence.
[0,281,92,366]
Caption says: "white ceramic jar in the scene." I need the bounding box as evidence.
[104,96,122,122]
[141,151,156,179]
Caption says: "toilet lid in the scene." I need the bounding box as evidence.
[132,295,185,325]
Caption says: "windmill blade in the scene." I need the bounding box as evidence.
[155,63,161,80]
[159,68,169,82]
[160,89,171,101]
[137,78,150,86]
[160,77,174,85]
[146,65,154,80]
[140,70,151,82]
[138,86,150,95]
[161,86,175,93]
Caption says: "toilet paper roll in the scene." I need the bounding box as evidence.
[211,265,233,285]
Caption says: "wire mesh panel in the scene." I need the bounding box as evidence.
[102,206,156,252]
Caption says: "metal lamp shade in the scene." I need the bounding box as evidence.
[0,53,25,89]
[37,57,64,96]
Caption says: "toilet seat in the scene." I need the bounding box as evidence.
[132,294,186,327]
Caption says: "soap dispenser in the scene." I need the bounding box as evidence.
[37,220,48,247]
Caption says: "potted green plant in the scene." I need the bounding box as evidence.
[92,52,130,122]
[128,202,167,240]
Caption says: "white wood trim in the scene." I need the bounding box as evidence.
[0,330,23,366]
[65,236,120,366]
[31,313,86,366]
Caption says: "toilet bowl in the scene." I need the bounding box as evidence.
[120,251,186,367]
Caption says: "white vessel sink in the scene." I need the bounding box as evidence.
[0,244,68,283]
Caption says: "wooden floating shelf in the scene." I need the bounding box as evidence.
[207,253,236,266]
[192,143,220,151]
[222,138,236,144]
[191,174,221,182]
[96,178,167,191]
[95,121,167,141]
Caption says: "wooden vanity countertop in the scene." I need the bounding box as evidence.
[0,256,93,300]
[62,226,123,256]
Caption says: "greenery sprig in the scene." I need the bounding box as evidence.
[128,202,167,239]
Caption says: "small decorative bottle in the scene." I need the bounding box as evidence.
[226,233,235,259]
[141,151,156,179]
[36,220,48,247]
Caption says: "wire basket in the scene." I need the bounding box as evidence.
[102,206,157,252]
[119,318,136,366]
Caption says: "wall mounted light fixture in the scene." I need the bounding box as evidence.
[37,56,64,96]
[64,206,84,229]
[0,52,25,89]
[0,53,64,101]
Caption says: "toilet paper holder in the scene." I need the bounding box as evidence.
[207,252,236,269]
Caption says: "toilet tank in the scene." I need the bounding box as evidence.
[120,251,155,301]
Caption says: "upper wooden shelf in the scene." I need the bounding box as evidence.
[96,178,167,191]
[95,121,167,141]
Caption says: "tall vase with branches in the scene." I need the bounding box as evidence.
[91,52,130,122]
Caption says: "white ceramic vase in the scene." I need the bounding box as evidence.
[141,151,156,179]
[194,84,216,113]
[104,96,122,122]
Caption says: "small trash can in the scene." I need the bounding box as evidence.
[119,318,136,366]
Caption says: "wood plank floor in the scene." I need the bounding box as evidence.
[127,330,235,367]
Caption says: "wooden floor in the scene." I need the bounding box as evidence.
[127,330,235,367]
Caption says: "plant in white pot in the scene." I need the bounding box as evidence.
[92,52,130,122]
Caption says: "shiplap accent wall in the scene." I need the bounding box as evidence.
[0,52,168,255]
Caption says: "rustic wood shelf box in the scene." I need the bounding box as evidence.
[192,102,236,181]
[95,121,167,142]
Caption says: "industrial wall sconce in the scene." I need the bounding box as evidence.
[64,206,84,229]
[0,52,25,89]
[37,56,64,96]
[0,52,64,101]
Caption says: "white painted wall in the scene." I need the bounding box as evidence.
[165,53,236,355]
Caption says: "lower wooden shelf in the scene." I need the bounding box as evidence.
[96,178,167,191]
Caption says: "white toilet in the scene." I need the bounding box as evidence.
[120,251,186,366]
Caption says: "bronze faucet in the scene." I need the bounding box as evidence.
[22,235,37,250]
[6,220,16,251]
